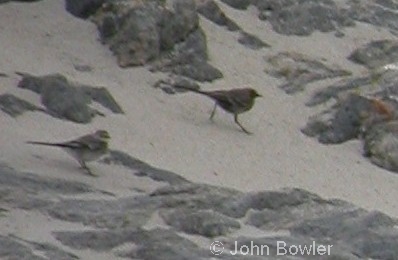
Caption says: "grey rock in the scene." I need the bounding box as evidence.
[303,69,398,144]
[47,196,160,229]
[348,39,398,69]
[94,1,161,67]
[81,86,124,114]
[238,31,270,50]
[347,0,398,35]
[0,0,42,3]
[14,238,79,260]
[0,235,47,260]
[47,182,398,259]
[303,93,376,144]
[264,52,351,94]
[363,120,398,173]
[17,73,123,123]
[54,228,210,259]
[153,75,200,95]
[93,0,223,82]
[255,0,355,36]
[102,149,189,185]
[152,28,223,82]
[220,0,252,10]
[0,94,42,117]
[197,0,240,31]
[0,164,94,196]
[160,208,240,237]
[65,0,106,18]
[305,76,372,107]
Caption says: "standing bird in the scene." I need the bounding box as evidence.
[174,86,262,134]
[26,130,110,176]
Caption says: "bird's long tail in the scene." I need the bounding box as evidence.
[173,85,210,96]
[26,141,70,148]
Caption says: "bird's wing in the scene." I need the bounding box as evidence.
[207,91,233,104]
[74,134,105,150]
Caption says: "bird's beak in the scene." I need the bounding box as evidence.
[256,93,262,98]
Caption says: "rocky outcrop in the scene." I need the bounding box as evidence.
[91,0,223,82]
[233,0,355,36]
[153,75,200,95]
[264,52,351,94]
[347,0,398,35]
[15,73,123,123]
[220,0,398,37]
[0,94,43,117]
[2,147,398,258]
[197,0,240,31]
[65,0,106,18]
[348,40,398,69]
[302,66,398,172]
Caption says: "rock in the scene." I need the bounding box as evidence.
[0,0,42,3]
[254,0,355,36]
[0,235,79,260]
[264,52,351,94]
[220,0,252,10]
[101,149,189,185]
[347,0,398,35]
[153,75,200,95]
[47,182,398,259]
[16,73,123,123]
[238,31,270,50]
[348,40,398,69]
[65,0,106,18]
[160,209,240,237]
[197,0,240,31]
[47,196,160,229]
[81,86,124,114]
[303,93,370,144]
[54,228,210,259]
[93,0,223,82]
[0,94,43,117]
[151,27,223,82]
[363,121,398,173]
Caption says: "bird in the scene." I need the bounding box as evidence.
[173,86,262,134]
[26,130,110,176]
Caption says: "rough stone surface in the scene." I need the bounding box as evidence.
[151,28,223,82]
[264,52,351,94]
[101,149,189,185]
[65,0,106,18]
[16,73,123,123]
[0,93,43,117]
[348,39,398,69]
[197,0,240,31]
[91,0,223,82]
[160,208,241,237]
[2,150,398,258]
[302,93,398,144]
[347,0,398,35]
[254,0,355,36]
[363,120,398,173]
[238,31,269,50]
[153,75,200,95]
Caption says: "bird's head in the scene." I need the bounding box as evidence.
[250,89,262,98]
[95,130,111,140]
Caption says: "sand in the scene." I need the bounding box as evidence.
[1,0,398,251]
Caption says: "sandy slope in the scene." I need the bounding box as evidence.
[1,0,398,229]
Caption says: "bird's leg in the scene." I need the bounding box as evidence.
[79,160,97,177]
[209,103,217,121]
[234,114,252,135]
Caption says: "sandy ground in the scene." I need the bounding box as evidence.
[1,0,398,240]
